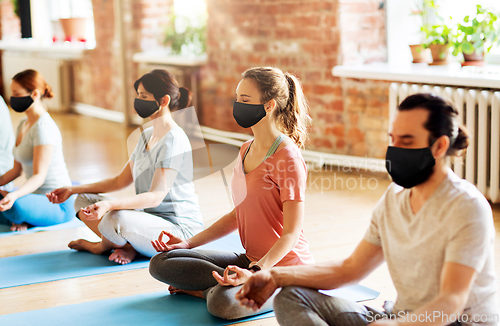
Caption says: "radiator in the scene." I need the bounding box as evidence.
[2,52,72,112]
[389,82,500,203]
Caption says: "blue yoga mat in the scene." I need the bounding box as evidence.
[0,218,84,238]
[0,233,245,289]
[0,286,379,326]
[0,291,274,326]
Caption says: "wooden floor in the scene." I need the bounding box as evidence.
[1,112,499,325]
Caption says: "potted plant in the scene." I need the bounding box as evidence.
[59,1,88,42]
[452,5,500,66]
[422,23,454,65]
[11,0,20,18]
[409,0,437,64]
[164,13,207,56]
[409,44,429,64]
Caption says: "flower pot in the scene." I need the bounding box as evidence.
[60,18,87,42]
[429,44,450,65]
[462,50,485,67]
[409,44,430,63]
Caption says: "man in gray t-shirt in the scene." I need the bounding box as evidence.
[0,96,14,191]
[235,94,499,326]
[362,171,497,323]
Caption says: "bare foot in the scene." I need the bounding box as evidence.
[11,223,28,232]
[168,285,204,298]
[108,246,138,265]
[68,239,107,255]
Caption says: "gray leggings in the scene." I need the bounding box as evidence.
[149,249,277,320]
[273,286,462,326]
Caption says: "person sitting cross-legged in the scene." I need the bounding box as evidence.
[236,93,499,326]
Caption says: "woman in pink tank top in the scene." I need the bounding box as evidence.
[148,67,314,320]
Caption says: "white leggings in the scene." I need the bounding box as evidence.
[74,193,203,257]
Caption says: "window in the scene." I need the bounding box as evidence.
[30,0,95,48]
[165,0,207,56]
[173,0,207,24]
[387,0,500,65]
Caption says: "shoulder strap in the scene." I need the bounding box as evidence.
[242,140,253,162]
[263,134,286,161]
[242,134,286,166]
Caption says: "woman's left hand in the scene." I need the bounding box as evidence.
[0,191,18,212]
[80,201,112,220]
[212,265,254,287]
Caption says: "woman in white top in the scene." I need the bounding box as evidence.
[0,69,74,231]
[0,95,15,192]
[47,69,203,265]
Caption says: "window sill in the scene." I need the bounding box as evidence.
[332,62,500,89]
[132,52,207,67]
[0,39,93,59]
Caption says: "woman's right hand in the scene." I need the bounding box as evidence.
[151,231,191,253]
[46,187,72,204]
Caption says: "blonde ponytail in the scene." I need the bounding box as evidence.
[280,73,311,148]
[242,67,312,148]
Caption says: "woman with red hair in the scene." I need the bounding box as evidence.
[0,69,75,231]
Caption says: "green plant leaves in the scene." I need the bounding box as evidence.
[164,13,207,56]
[462,41,474,55]
[12,0,20,18]
[416,3,499,57]
[450,5,499,56]
[421,23,453,46]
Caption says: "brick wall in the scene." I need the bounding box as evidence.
[200,0,390,159]
[74,0,173,112]
[137,0,171,51]
[0,0,172,113]
[340,78,390,158]
[201,0,343,141]
[0,0,391,159]
[0,0,21,40]
[339,0,387,65]
[337,0,389,159]
[74,0,120,111]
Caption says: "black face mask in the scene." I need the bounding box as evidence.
[10,95,34,113]
[233,101,267,128]
[134,98,159,118]
[385,146,436,188]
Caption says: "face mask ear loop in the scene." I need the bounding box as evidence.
[428,137,438,148]
[428,137,441,159]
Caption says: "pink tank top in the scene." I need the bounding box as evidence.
[231,140,315,266]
